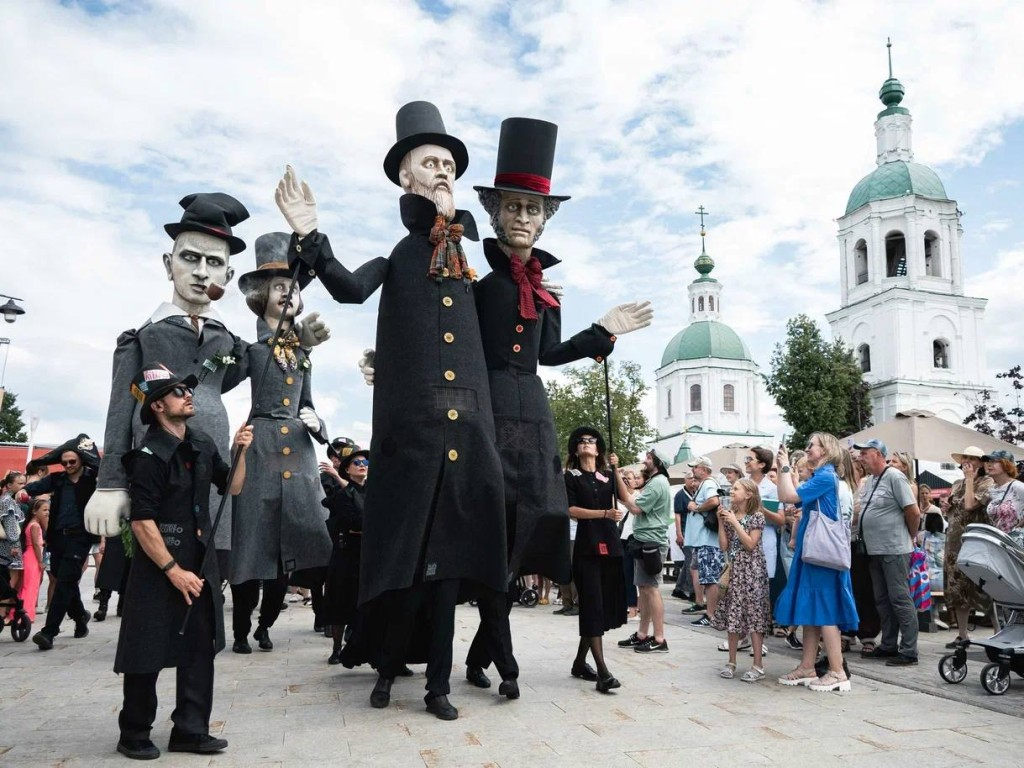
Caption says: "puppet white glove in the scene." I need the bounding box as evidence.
[275,165,319,237]
[296,312,330,347]
[358,349,375,386]
[598,301,654,336]
[84,489,130,537]
[540,276,563,301]
[299,407,321,434]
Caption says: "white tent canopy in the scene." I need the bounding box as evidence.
[844,409,1019,464]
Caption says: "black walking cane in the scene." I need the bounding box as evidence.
[603,359,628,533]
[180,259,321,634]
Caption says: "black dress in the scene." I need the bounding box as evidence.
[324,482,365,625]
[565,469,626,638]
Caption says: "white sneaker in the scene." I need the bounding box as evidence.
[718,638,752,652]
[749,644,768,657]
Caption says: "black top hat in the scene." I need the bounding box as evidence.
[567,426,605,457]
[31,433,101,472]
[238,232,312,294]
[327,437,369,471]
[164,192,250,255]
[383,101,468,187]
[130,363,199,426]
[474,117,570,202]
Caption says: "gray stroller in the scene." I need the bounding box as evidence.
[938,523,1024,695]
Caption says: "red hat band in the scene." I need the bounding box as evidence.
[494,172,551,196]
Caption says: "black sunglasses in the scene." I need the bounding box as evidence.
[167,385,194,398]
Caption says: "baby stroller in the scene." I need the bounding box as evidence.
[938,523,1024,695]
[514,575,539,608]
[0,595,32,643]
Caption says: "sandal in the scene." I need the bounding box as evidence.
[719,662,736,679]
[840,637,853,653]
[741,666,765,683]
[860,641,876,654]
[773,626,789,638]
[808,670,851,692]
[777,666,817,687]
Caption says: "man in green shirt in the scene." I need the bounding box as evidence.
[613,448,673,653]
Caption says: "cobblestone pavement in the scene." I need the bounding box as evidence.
[2,577,1023,767]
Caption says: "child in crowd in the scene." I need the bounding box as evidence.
[713,478,771,682]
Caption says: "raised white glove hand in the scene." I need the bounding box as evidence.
[540,276,563,300]
[296,311,330,347]
[299,407,321,434]
[275,164,318,237]
[358,348,375,386]
[598,301,654,336]
[84,489,130,537]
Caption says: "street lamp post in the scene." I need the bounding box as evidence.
[0,294,26,324]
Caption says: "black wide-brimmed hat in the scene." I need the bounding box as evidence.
[474,117,570,202]
[567,426,606,457]
[383,101,468,186]
[327,437,369,470]
[130,363,199,426]
[238,232,312,294]
[164,192,250,255]
[29,433,101,472]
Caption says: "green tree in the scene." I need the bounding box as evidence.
[764,315,872,449]
[545,360,654,464]
[963,365,1024,446]
[0,389,28,442]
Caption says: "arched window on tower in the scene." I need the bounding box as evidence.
[689,384,702,412]
[709,296,715,312]
[854,239,869,284]
[691,298,694,314]
[885,231,907,277]
[666,387,672,418]
[698,296,705,312]
[723,384,735,412]
[924,230,941,277]
[858,344,871,373]
[933,339,950,369]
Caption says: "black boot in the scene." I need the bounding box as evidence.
[370,675,393,708]
[94,597,109,622]
[253,625,273,651]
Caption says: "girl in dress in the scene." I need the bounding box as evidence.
[712,478,770,682]
[17,498,48,622]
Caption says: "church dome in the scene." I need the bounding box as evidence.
[661,321,753,366]
[845,160,948,215]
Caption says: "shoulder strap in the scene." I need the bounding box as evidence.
[858,466,890,540]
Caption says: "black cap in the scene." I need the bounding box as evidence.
[164,192,250,255]
[474,117,570,202]
[327,437,369,471]
[130,363,199,426]
[383,101,468,186]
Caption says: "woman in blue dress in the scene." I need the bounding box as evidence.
[774,432,858,692]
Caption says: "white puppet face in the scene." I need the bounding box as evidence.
[263,277,304,324]
[163,231,233,312]
[498,192,545,249]
[399,144,456,220]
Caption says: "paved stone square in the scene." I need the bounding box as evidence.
[3,578,1024,766]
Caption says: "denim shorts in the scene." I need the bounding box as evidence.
[696,545,726,585]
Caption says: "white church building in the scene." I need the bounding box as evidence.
[826,52,988,423]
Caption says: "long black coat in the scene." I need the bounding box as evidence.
[474,240,614,584]
[114,425,227,674]
[299,194,507,603]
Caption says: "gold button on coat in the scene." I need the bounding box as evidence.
[448,449,458,461]
[442,296,453,307]
[444,370,456,381]
[286,376,294,385]
[447,409,459,421]
[280,426,289,435]
[444,332,454,343]
[282,447,291,455]
[283,470,292,479]
[282,397,291,406]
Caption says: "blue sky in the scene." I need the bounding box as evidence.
[2,0,1023,453]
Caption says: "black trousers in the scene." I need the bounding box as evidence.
[379,579,459,697]
[230,572,289,641]
[42,534,91,637]
[465,584,519,680]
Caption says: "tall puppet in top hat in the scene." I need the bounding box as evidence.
[463,117,653,693]
[274,102,508,719]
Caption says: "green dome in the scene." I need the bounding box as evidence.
[661,321,752,366]
[845,161,948,215]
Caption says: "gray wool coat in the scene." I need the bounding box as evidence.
[97,308,250,555]
[227,319,331,584]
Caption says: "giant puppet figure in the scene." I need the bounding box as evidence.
[275,102,507,721]
[84,194,329,565]
[228,233,333,653]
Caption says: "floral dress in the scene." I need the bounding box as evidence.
[944,476,993,613]
[712,511,771,635]
[987,479,1024,547]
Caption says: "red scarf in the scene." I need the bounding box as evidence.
[509,255,559,320]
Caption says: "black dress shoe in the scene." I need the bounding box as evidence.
[885,654,919,666]
[397,664,415,677]
[117,738,160,760]
[232,639,252,654]
[32,631,54,650]
[466,666,491,688]
[328,650,343,665]
[94,602,108,622]
[498,679,520,700]
[167,732,228,753]
[74,612,91,638]
[425,694,459,720]
[571,661,599,681]
[861,646,898,659]
[370,675,393,708]
[596,675,621,693]
[253,626,273,651]
[313,621,325,633]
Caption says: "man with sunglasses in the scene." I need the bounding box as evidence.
[26,434,101,651]
[113,363,252,760]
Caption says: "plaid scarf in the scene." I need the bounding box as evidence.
[509,254,559,320]
[428,215,470,280]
